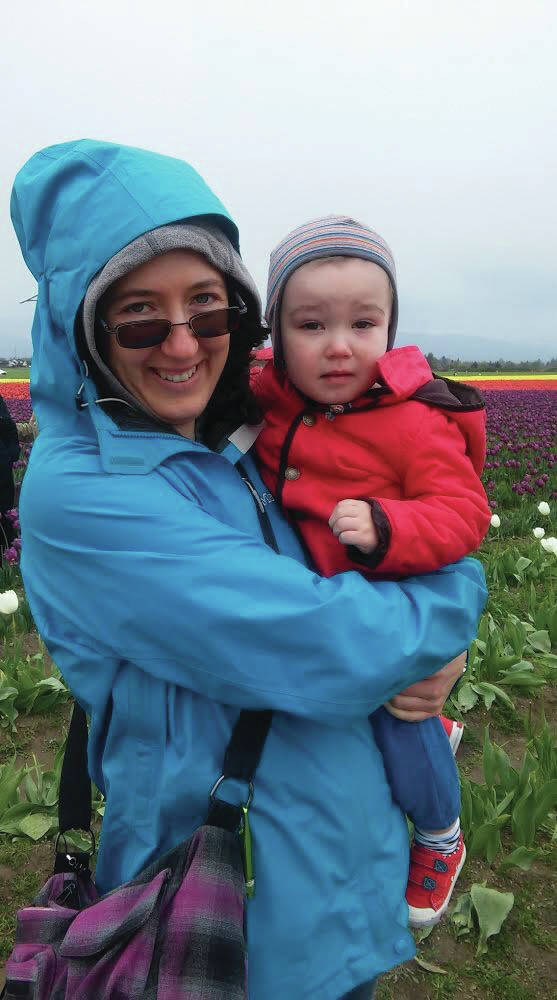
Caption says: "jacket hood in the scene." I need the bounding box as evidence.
[10,139,243,435]
[375,346,433,400]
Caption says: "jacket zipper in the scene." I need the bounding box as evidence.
[237,461,279,554]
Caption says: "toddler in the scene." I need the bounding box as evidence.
[254,216,491,927]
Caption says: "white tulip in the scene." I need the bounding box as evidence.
[532,527,545,539]
[537,501,551,516]
[0,590,19,615]
[490,514,501,528]
[540,536,557,555]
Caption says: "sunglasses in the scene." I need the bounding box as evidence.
[98,304,246,349]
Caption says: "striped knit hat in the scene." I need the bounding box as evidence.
[265,215,398,365]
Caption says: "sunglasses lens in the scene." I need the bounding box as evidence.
[190,307,239,338]
[116,321,170,349]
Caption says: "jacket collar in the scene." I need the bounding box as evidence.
[257,345,434,415]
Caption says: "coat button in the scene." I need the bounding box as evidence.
[302,413,316,426]
[285,466,301,481]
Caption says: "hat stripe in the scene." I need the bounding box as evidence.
[268,235,395,314]
[265,215,398,360]
[269,229,395,282]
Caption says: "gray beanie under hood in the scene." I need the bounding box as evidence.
[82,221,262,422]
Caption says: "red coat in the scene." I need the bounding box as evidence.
[254,346,491,578]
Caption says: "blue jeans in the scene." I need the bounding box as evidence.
[369,707,460,830]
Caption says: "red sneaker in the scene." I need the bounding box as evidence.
[440,715,464,755]
[406,835,466,928]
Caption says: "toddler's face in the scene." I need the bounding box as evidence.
[280,257,391,405]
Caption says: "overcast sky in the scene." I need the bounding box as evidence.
[1,0,555,358]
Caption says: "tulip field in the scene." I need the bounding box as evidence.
[0,374,556,998]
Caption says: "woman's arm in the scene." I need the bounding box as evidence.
[21,459,486,725]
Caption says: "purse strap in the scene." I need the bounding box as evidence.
[58,699,94,835]
[58,701,273,836]
[58,461,278,844]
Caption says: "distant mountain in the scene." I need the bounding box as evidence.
[396,332,554,363]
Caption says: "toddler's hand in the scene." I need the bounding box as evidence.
[328,499,378,554]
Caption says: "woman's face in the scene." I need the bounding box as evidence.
[101,249,230,438]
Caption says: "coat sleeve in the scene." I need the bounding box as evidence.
[21,459,487,724]
[355,406,491,576]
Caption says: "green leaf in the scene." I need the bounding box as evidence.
[0,758,26,814]
[457,681,478,713]
[450,890,474,937]
[44,779,59,809]
[512,786,536,847]
[495,653,523,671]
[460,777,473,837]
[533,779,557,831]
[478,684,496,710]
[0,801,55,835]
[516,751,538,798]
[469,817,508,862]
[518,618,534,633]
[526,630,551,653]
[471,682,515,711]
[17,811,55,841]
[492,745,517,792]
[548,605,557,646]
[22,773,40,803]
[0,671,19,731]
[0,684,18,701]
[496,789,516,817]
[504,659,534,672]
[470,784,491,828]
[413,925,434,944]
[483,726,496,788]
[63,829,95,852]
[499,846,541,871]
[0,801,42,823]
[470,884,514,956]
[498,673,546,689]
[478,616,491,643]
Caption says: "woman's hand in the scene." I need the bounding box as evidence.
[385,651,467,721]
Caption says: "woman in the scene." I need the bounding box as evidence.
[11,140,486,1000]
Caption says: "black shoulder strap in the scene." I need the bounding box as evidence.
[58,700,92,834]
[58,704,273,837]
[58,462,277,841]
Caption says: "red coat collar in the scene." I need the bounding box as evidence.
[254,346,433,411]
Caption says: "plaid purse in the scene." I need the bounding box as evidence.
[2,702,272,999]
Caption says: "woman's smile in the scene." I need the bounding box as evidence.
[152,363,200,384]
[101,251,230,437]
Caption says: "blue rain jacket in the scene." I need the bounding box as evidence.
[11,140,487,999]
